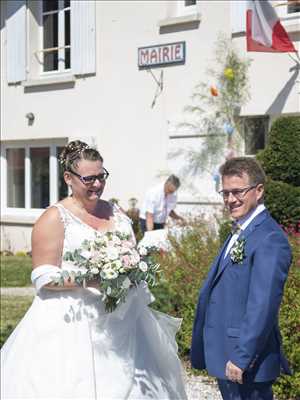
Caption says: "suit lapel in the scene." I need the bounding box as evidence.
[211,210,269,286]
[201,234,232,292]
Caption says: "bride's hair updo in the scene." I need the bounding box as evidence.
[59,140,103,171]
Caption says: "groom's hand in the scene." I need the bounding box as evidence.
[225,361,243,384]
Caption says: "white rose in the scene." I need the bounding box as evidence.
[102,262,112,270]
[139,246,148,256]
[107,269,119,279]
[139,261,148,272]
[81,250,92,259]
[113,260,123,270]
[106,247,119,261]
[100,269,118,280]
[112,235,122,245]
[90,267,99,275]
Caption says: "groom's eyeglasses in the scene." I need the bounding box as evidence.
[219,185,258,200]
[68,168,110,185]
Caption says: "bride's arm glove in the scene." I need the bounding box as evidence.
[31,207,81,292]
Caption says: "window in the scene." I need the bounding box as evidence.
[177,0,198,16]
[185,0,197,6]
[243,116,269,155]
[7,0,96,83]
[7,149,25,208]
[288,0,300,14]
[2,141,67,212]
[30,147,50,208]
[42,0,71,72]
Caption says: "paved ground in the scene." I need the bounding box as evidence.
[185,374,222,400]
[0,286,35,296]
[0,286,222,399]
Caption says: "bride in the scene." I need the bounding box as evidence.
[0,141,187,400]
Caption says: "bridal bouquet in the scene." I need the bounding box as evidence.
[55,231,160,312]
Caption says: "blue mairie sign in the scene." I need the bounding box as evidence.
[138,42,186,69]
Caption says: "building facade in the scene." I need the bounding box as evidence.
[1,0,299,252]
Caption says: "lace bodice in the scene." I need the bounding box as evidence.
[53,203,135,263]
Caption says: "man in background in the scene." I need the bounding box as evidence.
[139,175,185,235]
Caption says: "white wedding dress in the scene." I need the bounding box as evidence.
[0,204,187,400]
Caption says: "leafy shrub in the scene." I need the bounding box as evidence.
[257,116,300,186]
[263,179,300,228]
[274,233,300,400]
[151,218,220,355]
[218,219,232,245]
[15,251,27,257]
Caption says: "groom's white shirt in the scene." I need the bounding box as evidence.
[224,204,266,259]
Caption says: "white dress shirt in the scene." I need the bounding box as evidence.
[224,204,266,259]
[140,183,177,224]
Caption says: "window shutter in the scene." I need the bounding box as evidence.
[230,0,247,34]
[6,0,26,83]
[71,0,96,75]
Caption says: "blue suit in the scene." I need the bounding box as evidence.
[191,210,292,391]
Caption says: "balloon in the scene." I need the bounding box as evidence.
[210,85,218,96]
[223,122,234,136]
[224,67,234,80]
[213,173,220,183]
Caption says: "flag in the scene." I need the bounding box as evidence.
[246,0,297,53]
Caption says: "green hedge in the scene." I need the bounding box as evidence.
[263,179,300,228]
[257,116,300,187]
[274,234,300,400]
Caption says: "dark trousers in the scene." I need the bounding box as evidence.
[217,379,274,400]
[139,218,165,235]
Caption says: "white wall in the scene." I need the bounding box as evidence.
[1,0,299,251]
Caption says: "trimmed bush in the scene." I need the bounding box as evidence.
[257,116,300,186]
[263,179,300,228]
[274,233,300,400]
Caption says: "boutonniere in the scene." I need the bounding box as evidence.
[230,238,246,264]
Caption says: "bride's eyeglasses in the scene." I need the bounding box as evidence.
[68,168,110,185]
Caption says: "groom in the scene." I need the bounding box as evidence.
[191,157,292,400]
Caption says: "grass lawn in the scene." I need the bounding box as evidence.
[0,295,34,347]
[0,255,32,287]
